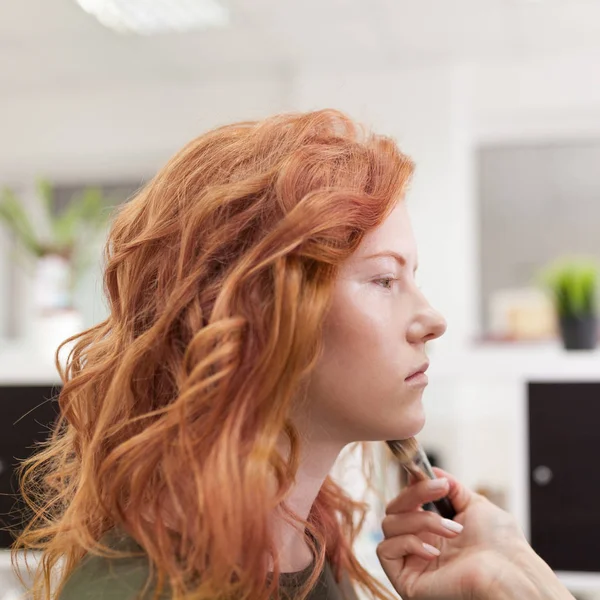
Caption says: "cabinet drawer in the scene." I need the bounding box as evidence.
[0,386,60,548]
[528,382,600,572]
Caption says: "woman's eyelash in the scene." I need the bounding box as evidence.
[375,277,396,289]
[374,276,423,291]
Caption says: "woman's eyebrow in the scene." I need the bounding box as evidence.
[362,251,418,272]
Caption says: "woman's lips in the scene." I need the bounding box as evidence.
[405,362,429,386]
[405,371,429,386]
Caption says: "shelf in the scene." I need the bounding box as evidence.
[0,341,61,385]
[431,341,600,381]
[557,571,600,592]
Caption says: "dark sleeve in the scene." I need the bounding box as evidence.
[339,571,360,600]
[57,553,165,600]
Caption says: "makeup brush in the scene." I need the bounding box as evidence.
[386,438,457,520]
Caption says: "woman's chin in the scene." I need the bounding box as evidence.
[391,404,426,440]
[358,398,427,442]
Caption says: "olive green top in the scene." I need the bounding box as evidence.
[57,529,358,600]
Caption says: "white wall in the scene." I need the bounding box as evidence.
[473,51,600,143]
[0,74,289,185]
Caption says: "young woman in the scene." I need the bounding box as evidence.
[14,110,573,600]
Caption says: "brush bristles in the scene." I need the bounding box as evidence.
[386,438,424,481]
[386,438,419,464]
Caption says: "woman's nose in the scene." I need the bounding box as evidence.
[422,307,447,342]
[408,305,447,343]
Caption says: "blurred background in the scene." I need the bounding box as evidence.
[1,1,600,598]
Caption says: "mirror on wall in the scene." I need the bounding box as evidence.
[3,180,142,340]
[478,140,600,343]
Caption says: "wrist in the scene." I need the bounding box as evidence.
[490,546,574,600]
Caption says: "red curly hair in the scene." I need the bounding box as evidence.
[12,109,414,600]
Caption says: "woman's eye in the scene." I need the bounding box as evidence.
[375,277,395,290]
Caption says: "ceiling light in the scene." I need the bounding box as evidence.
[75,0,229,35]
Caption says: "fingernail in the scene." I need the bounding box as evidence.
[428,477,449,490]
[423,543,441,556]
[441,518,463,533]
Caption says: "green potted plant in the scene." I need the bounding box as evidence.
[539,257,599,350]
[0,179,112,314]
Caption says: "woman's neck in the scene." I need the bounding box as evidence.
[269,432,345,573]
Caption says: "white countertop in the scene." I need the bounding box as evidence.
[0,341,62,385]
[430,341,600,381]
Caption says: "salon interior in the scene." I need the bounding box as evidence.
[1,1,600,598]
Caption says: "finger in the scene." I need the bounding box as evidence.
[382,510,464,540]
[377,534,441,564]
[432,467,474,515]
[385,477,450,515]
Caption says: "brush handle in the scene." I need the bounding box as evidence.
[412,445,457,520]
[385,439,457,520]
[432,496,457,520]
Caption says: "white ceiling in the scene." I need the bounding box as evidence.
[2,0,600,91]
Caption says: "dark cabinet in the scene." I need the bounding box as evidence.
[528,382,600,572]
[0,386,60,548]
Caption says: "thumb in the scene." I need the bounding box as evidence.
[432,467,475,515]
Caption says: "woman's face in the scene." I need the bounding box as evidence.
[301,202,447,444]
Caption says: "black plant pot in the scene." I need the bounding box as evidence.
[559,315,598,350]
